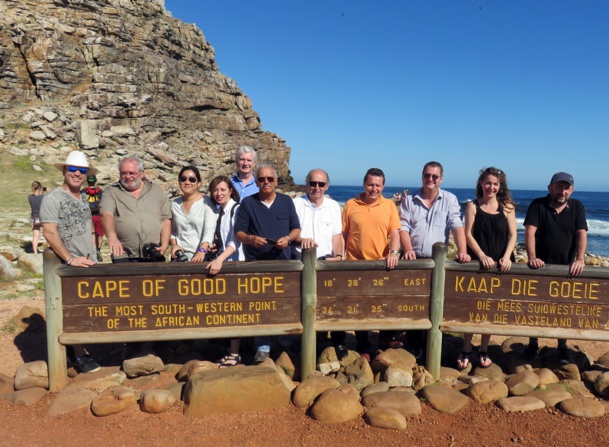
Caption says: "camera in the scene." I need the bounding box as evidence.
[174,249,188,263]
[42,187,47,192]
[142,243,166,262]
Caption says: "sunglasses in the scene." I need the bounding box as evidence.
[179,176,198,183]
[308,181,327,188]
[258,176,275,183]
[67,166,88,174]
[423,173,440,180]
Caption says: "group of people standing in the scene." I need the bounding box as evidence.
[35,147,588,373]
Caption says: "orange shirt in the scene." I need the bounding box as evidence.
[342,194,401,260]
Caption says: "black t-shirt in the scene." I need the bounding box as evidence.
[524,195,587,264]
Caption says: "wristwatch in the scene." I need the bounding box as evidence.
[389,250,400,255]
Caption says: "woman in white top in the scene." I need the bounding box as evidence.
[205,175,243,367]
[170,166,218,262]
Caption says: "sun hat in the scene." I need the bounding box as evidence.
[54,151,98,175]
[550,172,574,186]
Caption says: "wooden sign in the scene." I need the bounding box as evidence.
[444,271,609,332]
[316,269,431,322]
[61,272,301,333]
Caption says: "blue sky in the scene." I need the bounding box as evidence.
[165,1,609,191]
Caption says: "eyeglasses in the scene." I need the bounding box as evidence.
[120,171,141,177]
[308,181,327,188]
[258,176,275,183]
[423,173,440,180]
[179,176,198,183]
[67,166,88,174]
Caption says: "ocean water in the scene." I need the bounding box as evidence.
[326,185,609,258]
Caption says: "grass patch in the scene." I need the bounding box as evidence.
[0,153,59,212]
[0,319,16,333]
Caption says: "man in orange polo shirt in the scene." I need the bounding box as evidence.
[342,168,401,359]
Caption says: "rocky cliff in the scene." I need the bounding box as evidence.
[0,0,292,191]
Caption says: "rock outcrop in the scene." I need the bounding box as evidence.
[0,0,293,191]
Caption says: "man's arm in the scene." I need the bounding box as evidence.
[101,211,124,256]
[570,229,587,276]
[159,219,171,255]
[386,228,400,269]
[42,222,94,268]
[525,224,544,269]
[399,230,416,260]
[452,227,471,264]
[327,233,344,261]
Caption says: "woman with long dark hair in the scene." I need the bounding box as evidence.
[459,167,517,369]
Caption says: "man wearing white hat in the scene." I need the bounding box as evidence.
[40,150,97,267]
[40,150,100,373]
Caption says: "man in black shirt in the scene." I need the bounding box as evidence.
[524,171,588,361]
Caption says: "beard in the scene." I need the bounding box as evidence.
[121,177,143,191]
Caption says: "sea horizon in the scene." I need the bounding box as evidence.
[322,185,609,258]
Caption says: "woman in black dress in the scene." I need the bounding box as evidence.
[458,167,517,369]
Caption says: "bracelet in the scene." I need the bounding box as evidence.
[66,256,74,265]
[249,235,254,245]
[198,247,207,253]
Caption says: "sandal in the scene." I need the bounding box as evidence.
[216,353,241,368]
[457,351,471,370]
[478,351,492,368]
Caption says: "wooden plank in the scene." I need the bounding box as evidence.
[61,271,301,334]
[59,323,304,344]
[443,269,609,336]
[56,260,303,277]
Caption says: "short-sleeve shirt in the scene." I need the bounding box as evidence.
[39,187,96,259]
[234,192,300,261]
[231,175,259,202]
[100,178,171,258]
[399,188,464,258]
[28,194,44,220]
[524,195,588,265]
[292,195,342,259]
[171,196,218,261]
[342,194,401,260]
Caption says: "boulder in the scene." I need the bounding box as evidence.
[362,389,421,416]
[184,366,290,417]
[292,376,341,408]
[371,349,416,373]
[466,380,508,404]
[309,388,363,424]
[91,386,138,417]
[505,370,539,396]
[364,407,407,430]
[560,398,605,418]
[139,389,176,413]
[14,361,48,390]
[419,384,470,414]
[5,387,47,406]
[122,353,165,378]
[496,396,546,412]
[593,371,609,397]
[48,386,97,416]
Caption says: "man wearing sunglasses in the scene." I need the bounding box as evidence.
[399,161,470,359]
[235,164,301,362]
[40,151,100,373]
[101,155,171,261]
[292,169,343,261]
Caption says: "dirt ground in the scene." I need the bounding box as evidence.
[2,288,609,447]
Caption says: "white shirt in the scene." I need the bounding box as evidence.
[217,198,244,261]
[171,196,218,260]
[293,194,342,259]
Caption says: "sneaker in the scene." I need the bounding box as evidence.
[74,356,101,374]
[558,346,573,364]
[335,344,349,361]
[254,350,270,363]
